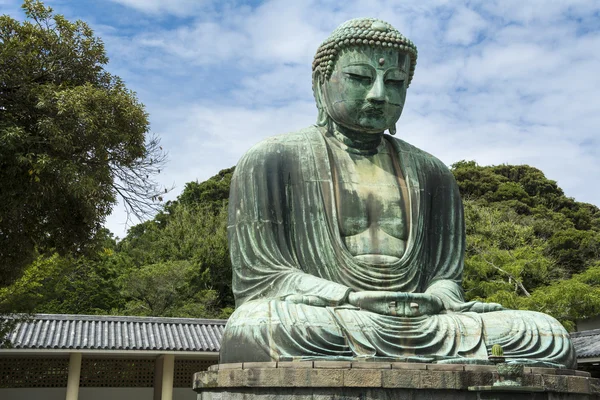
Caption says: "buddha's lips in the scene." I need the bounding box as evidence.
[362,106,385,117]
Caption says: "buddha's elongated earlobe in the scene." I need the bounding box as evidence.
[389,124,397,135]
[313,70,330,127]
[317,107,329,127]
[326,114,333,133]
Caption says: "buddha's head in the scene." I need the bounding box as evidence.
[312,18,417,136]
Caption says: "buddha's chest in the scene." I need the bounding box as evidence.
[327,140,408,240]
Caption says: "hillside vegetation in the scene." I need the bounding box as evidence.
[2,162,599,331]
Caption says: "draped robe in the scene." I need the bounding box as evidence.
[220,126,576,368]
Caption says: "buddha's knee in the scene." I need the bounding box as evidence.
[510,310,569,334]
[482,309,567,335]
[480,309,575,367]
[220,299,346,363]
[220,300,275,363]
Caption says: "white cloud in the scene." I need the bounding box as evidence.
[3,0,600,236]
[106,0,210,16]
[135,21,252,65]
[445,7,486,45]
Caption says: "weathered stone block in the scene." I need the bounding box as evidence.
[279,368,311,387]
[419,370,460,390]
[589,377,600,395]
[382,369,420,388]
[522,373,543,387]
[391,362,427,370]
[567,376,590,394]
[464,370,493,387]
[308,369,343,387]
[343,369,382,387]
[313,361,351,369]
[464,363,495,387]
[277,361,314,369]
[557,369,577,376]
[543,374,569,392]
[243,362,277,369]
[245,368,281,387]
[426,363,465,371]
[217,369,245,387]
[194,371,219,389]
[531,367,557,375]
[351,361,391,369]
[219,363,243,370]
[464,364,496,372]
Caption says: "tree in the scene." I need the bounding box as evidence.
[0,230,125,316]
[117,202,233,314]
[112,168,235,316]
[117,260,229,318]
[453,161,600,330]
[168,167,234,213]
[0,0,167,283]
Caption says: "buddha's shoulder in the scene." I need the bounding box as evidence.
[388,136,453,177]
[240,126,322,157]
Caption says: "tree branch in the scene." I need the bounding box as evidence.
[475,248,532,297]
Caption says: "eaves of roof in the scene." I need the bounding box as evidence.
[2,313,227,353]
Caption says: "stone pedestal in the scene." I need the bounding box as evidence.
[193,361,599,400]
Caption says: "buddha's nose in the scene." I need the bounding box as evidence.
[366,76,386,104]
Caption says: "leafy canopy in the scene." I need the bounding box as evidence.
[454,161,600,330]
[0,0,166,282]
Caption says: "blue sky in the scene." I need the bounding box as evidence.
[2,0,600,237]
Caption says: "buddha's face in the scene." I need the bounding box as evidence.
[320,47,410,134]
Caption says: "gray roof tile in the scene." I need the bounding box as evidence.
[5,314,226,352]
[571,329,600,358]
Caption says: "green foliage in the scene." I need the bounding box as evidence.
[454,161,600,330]
[0,229,124,315]
[0,0,166,283]
[519,264,600,331]
[546,229,600,274]
[116,202,232,312]
[0,168,234,319]
[107,168,235,318]
[117,261,229,318]
[174,167,234,210]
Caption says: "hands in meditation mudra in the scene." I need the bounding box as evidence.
[220,18,576,368]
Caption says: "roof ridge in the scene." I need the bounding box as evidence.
[9,313,228,325]
[570,328,600,338]
[5,314,225,352]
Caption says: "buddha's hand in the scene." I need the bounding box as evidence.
[283,295,330,307]
[347,291,443,317]
[443,299,505,313]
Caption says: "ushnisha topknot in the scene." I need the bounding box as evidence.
[312,18,417,87]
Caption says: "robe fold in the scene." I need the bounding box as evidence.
[220,126,575,368]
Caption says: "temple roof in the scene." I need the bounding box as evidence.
[571,329,600,359]
[3,314,226,352]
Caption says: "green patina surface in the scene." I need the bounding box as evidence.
[219,18,576,369]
